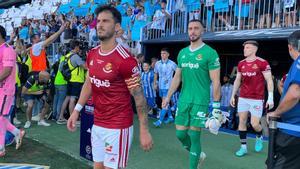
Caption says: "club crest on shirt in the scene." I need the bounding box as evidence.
[196,54,202,61]
[252,64,258,69]
[103,63,112,73]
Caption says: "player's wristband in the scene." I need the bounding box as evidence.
[267,92,274,103]
[212,101,220,109]
[74,103,83,112]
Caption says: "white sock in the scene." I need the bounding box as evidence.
[12,128,20,137]
[241,144,247,149]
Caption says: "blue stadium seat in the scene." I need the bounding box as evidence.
[121,16,132,31]
[94,0,108,5]
[69,0,80,7]
[121,0,135,7]
[131,20,146,41]
[59,4,72,14]
[74,6,90,17]
[90,5,97,14]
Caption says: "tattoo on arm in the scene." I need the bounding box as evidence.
[131,86,149,129]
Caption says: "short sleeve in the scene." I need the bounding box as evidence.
[260,60,271,73]
[86,50,93,70]
[177,50,183,68]
[154,62,159,73]
[71,54,85,67]
[119,57,141,89]
[24,76,35,89]
[237,62,242,73]
[172,61,177,71]
[3,46,16,67]
[32,41,44,56]
[290,59,300,85]
[208,49,220,70]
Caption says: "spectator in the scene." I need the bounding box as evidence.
[61,20,73,44]
[18,20,30,43]
[39,19,50,40]
[258,0,274,29]
[284,0,297,27]
[150,0,171,38]
[134,6,147,22]
[77,18,90,40]
[116,28,131,50]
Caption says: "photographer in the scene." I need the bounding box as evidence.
[58,40,86,124]
[22,71,51,129]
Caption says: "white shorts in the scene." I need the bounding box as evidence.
[237,97,264,118]
[91,125,133,169]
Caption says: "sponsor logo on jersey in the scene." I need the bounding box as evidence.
[196,54,202,60]
[182,55,186,58]
[242,72,257,77]
[89,60,93,66]
[252,64,258,69]
[90,76,111,87]
[181,62,199,69]
[103,63,113,73]
[197,111,206,118]
[97,59,104,64]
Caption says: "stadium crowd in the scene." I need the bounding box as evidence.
[1,0,292,145]
[0,0,300,169]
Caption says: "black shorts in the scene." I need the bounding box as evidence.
[67,82,83,97]
[285,6,296,13]
[266,131,300,169]
[259,0,274,14]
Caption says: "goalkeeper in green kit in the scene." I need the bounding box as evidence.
[162,19,223,169]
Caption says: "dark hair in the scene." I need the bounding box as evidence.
[143,61,151,65]
[70,40,80,49]
[188,19,204,27]
[30,34,40,42]
[95,5,122,24]
[0,25,6,39]
[224,74,230,79]
[288,30,300,52]
[136,53,144,59]
[161,47,170,53]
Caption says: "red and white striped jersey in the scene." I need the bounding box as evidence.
[86,44,140,129]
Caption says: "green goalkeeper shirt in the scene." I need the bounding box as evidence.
[177,43,220,106]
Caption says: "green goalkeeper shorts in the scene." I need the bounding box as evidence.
[175,102,209,128]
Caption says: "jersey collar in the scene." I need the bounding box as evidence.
[189,43,205,52]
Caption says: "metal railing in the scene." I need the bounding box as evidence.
[142,0,300,41]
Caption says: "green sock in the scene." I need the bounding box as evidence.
[176,130,191,151]
[188,130,201,169]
